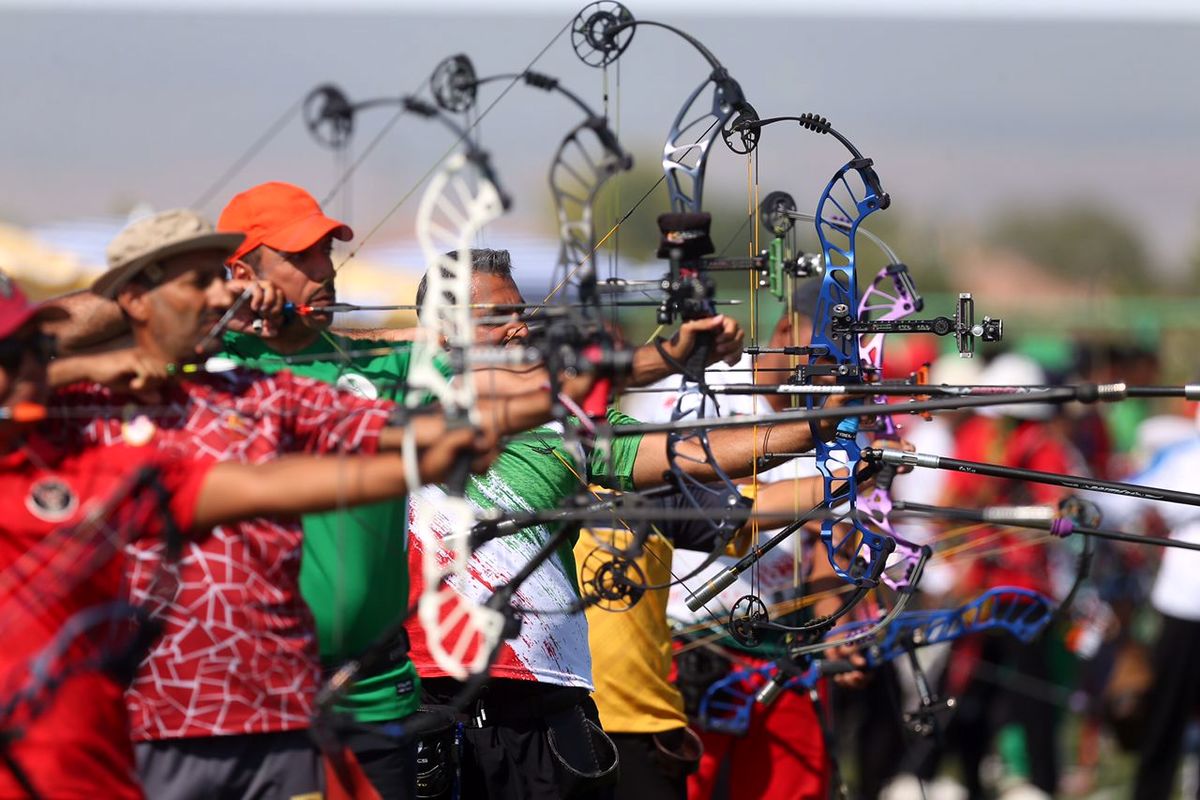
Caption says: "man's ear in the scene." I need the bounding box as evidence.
[228,259,255,282]
[116,283,151,324]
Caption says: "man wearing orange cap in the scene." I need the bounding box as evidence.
[218,181,351,355]
[215,182,443,796]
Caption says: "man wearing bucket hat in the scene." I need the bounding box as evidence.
[0,266,502,799]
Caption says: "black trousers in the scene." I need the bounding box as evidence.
[340,721,418,800]
[420,677,618,800]
[609,729,692,800]
[1134,613,1200,800]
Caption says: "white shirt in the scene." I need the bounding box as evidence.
[1087,434,1200,620]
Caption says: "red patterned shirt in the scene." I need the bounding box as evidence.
[54,370,394,740]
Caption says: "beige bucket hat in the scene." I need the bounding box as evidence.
[93,209,245,299]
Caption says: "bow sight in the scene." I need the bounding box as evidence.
[698,191,824,300]
[831,292,1003,358]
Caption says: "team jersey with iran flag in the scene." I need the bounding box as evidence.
[52,370,393,740]
[0,434,211,799]
[405,410,643,687]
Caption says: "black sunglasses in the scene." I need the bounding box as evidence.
[0,332,57,372]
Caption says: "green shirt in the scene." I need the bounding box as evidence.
[408,408,643,686]
[222,330,424,723]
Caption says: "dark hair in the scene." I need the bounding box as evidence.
[415,248,513,308]
[237,246,264,276]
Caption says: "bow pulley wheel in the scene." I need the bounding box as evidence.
[430,54,479,114]
[581,549,645,612]
[722,103,761,155]
[303,84,355,150]
[571,1,635,68]
[728,594,769,647]
[759,191,797,236]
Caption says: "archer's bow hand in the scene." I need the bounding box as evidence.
[668,315,744,368]
[224,279,287,339]
[629,314,745,387]
[48,346,169,403]
[410,415,499,484]
[826,643,870,690]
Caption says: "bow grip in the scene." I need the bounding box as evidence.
[445,449,474,494]
[683,328,716,383]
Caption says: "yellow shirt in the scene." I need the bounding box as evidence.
[576,486,755,734]
[576,524,686,734]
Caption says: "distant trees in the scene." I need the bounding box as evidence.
[985,204,1153,293]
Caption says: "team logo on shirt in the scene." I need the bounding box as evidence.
[26,477,78,522]
[336,372,379,400]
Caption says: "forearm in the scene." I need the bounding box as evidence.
[47,352,109,388]
[41,290,129,354]
[754,475,825,518]
[331,326,419,342]
[630,420,816,488]
[193,452,409,530]
[627,340,674,387]
[472,365,552,398]
[377,387,560,452]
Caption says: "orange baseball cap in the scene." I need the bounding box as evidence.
[218,181,353,263]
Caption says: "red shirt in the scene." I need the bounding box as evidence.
[0,434,209,799]
[54,370,392,740]
[946,418,1080,595]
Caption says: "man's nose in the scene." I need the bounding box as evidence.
[309,254,336,284]
[208,278,236,310]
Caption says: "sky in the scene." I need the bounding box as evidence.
[2,3,1199,273]
[7,0,1200,18]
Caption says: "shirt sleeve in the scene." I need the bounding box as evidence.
[119,452,214,540]
[587,408,644,492]
[156,454,216,535]
[651,484,755,553]
[271,370,397,456]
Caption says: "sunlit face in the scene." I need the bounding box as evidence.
[249,235,337,329]
[121,250,236,362]
[470,272,528,347]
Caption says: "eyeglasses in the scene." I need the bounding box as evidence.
[0,332,57,372]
